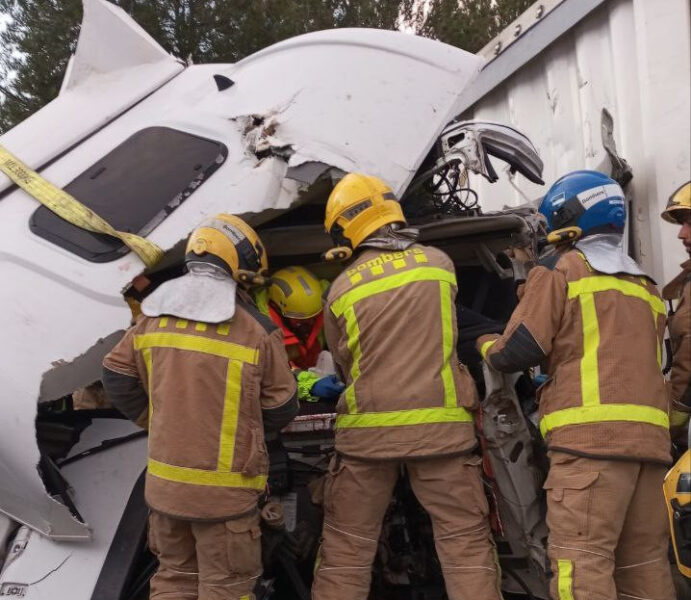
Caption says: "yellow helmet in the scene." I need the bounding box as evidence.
[185,214,268,285]
[268,266,323,319]
[664,449,691,577]
[662,181,691,224]
[324,173,406,253]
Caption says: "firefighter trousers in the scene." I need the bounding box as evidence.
[311,453,502,600]
[148,510,262,600]
[544,452,675,600]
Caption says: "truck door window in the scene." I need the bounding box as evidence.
[29,127,227,263]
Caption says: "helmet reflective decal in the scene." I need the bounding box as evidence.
[577,184,623,209]
[219,223,245,244]
[550,193,566,208]
[297,275,315,296]
[342,199,373,220]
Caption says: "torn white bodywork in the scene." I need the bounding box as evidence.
[0,0,482,590]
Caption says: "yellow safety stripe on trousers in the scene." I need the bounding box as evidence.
[0,145,164,267]
[539,403,670,436]
[148,458,267,489]
[134,332,259,364]
[336,406,473,429]
[557,559,575,600]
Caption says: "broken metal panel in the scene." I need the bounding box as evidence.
[481,365,549,592]
[0,420,146,596]
[39,332,125,404]
[211,28,484,197]
[463,0,691,285]
[0,259,130,539]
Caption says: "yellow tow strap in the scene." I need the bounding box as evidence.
[0,145,164,267]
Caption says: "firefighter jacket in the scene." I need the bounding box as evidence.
[102,299,298,520]
[323,244,479,460]
[478,249,671,463]
[663,260,691,412]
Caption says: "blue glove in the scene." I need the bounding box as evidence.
[532,374,548,388]
[311,374,345,400]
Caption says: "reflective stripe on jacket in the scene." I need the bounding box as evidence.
[103,301,297,519]
[663,260,691,411]
[324,244,478,460]
[478,249,671,463]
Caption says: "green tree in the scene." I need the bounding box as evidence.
[417,0,535,53]
[0,0,529,134]
[0,0,412,133]
[0,0,82,132]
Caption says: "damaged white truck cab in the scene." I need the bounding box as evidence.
[0,1,551,598]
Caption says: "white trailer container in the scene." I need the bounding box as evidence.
[457,0,691,286]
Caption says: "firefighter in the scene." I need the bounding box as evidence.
[254,266,345,402]
[102,214,298,600]
[312,173,501,600]
[661,181,691,581]
[661,181,691,437]
[477,170,674,599]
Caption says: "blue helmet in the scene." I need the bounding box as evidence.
[539,170,626,241]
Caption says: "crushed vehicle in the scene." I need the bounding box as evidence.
[2,1,676,599]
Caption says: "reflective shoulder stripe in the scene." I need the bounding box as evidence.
[557,559,575,600]
[480,339,496,359]
[567,275,665,314]
[331,267,456,317]
[148,458,266,490]
[336,406,473,429]
[134,332,259,364]
[540,404,669,437]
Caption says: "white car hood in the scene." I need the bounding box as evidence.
[0,0,482,540]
